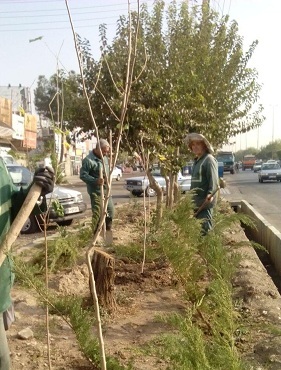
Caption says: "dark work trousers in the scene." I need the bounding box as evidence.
[195,207,214,235]
[89,193,114,231]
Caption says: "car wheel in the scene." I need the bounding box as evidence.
[21,215,40,234]
[260,178,263,183]
[131,190,142,197]
[116,174,121,181]
[258,178,261,183]
[145,186,156,197]
[57,219,73,227]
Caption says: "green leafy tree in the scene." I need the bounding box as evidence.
[257,139,281,160]
[34,70,89,129]
[33,0,265,209]
[84,0,264,209]
[35,1,264,156]
[235,147,259,162]
[79,1,264,154]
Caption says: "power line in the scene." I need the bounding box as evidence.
[0,1,154,31]
[0,1,151,14]
[0,8,130,18]
[0,15,127,26]
[0,22,117,33]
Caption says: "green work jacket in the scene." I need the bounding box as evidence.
[79,151,109,196]
[190,153,219,208]
[0,159,27,313]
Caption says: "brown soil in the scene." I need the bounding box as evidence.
[8,201,281,370]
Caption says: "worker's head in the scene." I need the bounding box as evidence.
[95,139,110,158]
[184,133,214,157]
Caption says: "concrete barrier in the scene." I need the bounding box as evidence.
[237,200,281,276]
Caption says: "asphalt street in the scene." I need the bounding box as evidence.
[65,169,281,233]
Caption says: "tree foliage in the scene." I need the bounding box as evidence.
[234,140,281,161]
[34,1,264,169]
[256,139,281,160]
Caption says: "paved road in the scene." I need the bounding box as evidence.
[65,170,281,233]
[222,170,281,232]
[65,172,145,208]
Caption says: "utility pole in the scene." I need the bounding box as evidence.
[270,104,278,159]
[272,105,275,143]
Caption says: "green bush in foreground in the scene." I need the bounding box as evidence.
[145,195,252,370]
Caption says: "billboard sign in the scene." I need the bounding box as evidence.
[12,114,24,140]
[0,97,12,126]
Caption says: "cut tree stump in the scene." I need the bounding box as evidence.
[90,249,116,311]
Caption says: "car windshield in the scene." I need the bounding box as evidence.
[7,165,33,186]
[150,168,162,176]
[262,163,280,170]
[217,155,233,161]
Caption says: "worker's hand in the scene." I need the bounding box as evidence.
[96,178,104,186]
[206,194,213,203]
[34,166,55,196]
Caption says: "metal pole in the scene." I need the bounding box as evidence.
[272,105,275,143]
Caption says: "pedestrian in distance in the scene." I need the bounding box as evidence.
[79,139,114,233]
[0,160,55,370]
[185,133,219,235]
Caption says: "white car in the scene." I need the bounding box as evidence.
[6,164,87,234]
[124,167,191,197]
[112,166,122,181]
[258,162,281,183]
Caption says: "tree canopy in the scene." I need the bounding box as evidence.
[34,0,264,162]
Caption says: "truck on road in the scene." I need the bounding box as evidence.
[242,154,256,171]
[215,151,235,174]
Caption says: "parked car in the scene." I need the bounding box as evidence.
[124,167,191,197]
[258,162,281,183]
[6,164,87,234]
[0,154,17,165]
[112,166,122,181]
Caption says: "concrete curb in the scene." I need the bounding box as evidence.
[239,200,281,276]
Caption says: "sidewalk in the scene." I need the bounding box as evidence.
[220,184,243,206]
[64,174,81,185]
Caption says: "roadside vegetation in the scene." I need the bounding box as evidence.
[235,139,281,162]
[8,0,268,369]
[12,195,260,370]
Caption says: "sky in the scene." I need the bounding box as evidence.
[0,0,280,151]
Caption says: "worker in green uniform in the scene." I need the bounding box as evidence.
[0,159,55,370]
[185,133,219,234]
[80,139,114,232]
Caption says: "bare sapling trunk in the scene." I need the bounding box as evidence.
[146,170,163,226]
[66,1,141,369]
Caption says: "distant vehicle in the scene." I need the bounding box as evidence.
[253,160,263,173]
[112,166,122,181]
[266,159,278,164]
[6,164,87,234]
[258,162,281,183]
[215,151,235,174]
[242,154,256,171]
[115,165,124,173]
[124,167,191,197]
